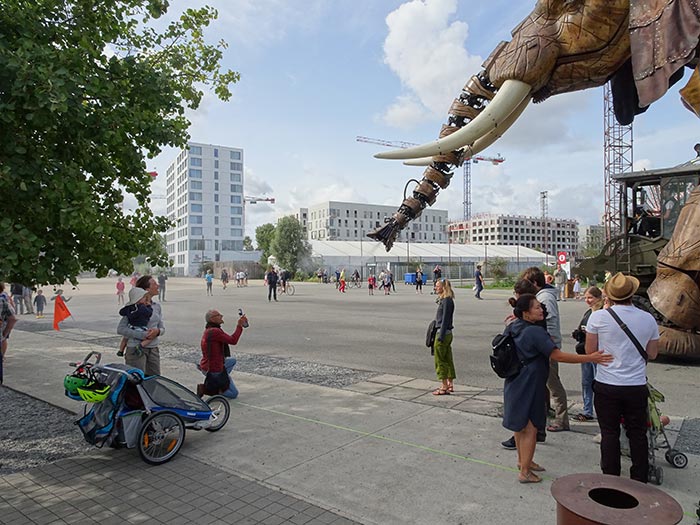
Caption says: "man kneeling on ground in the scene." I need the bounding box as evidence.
[197,309,248,399]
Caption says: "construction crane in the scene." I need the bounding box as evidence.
[356,136,504,221]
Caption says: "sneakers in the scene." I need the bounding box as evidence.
[501,436,516,450]
[501,432,546,450]
[116,350,125,357]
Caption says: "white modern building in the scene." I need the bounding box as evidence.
[301,201,449,243]
[165,142,246,276]
[447,213,580,259]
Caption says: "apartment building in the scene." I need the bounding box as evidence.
[302,201,448,243]
[165,142,245,276]
[448,213,580,258]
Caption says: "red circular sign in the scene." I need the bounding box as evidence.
[557,252,567,263]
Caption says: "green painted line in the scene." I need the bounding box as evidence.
[236,400,699,519]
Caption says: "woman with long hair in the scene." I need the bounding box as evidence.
[572,286,604,421]
[432,278,456,395]
[503,294,612,483]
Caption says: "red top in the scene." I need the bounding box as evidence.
[199,325,243,372]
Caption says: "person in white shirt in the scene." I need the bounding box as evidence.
[585,272,659,483]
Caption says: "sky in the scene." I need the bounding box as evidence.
[143,0,700,241]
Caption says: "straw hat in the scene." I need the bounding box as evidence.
[604,272,640,301]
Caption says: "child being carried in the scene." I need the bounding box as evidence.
[117,288,154,357]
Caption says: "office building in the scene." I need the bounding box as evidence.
[165,142,245,276]
[302,201,448,243]
[448,213,580,259]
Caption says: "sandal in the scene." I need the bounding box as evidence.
[517,463,546,472]
[432,388,450,396]
[546,424,569,432]
[447,385,454,392]
[574,413,595,422]
[518,472,542,484]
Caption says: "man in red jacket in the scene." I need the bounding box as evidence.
[197,309,248,398]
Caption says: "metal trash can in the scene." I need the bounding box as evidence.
[551,473,683,525]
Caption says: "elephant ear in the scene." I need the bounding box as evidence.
[629,0,700,108]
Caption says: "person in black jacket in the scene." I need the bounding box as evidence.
[432,278,456,395]
[265,267,279,302]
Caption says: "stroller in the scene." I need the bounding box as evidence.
[621,383,688,485]
[64,351,230,465]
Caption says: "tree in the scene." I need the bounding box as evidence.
[270,217,311,273]
[0,0,239,285]
[255,223,275,264]
[243,236,254,251]
[485,257,508,281]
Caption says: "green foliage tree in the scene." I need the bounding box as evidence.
[485,257,508,281]
[255,223,275,264]
[0,0,239,285]
[270,217,311,273]
[242,236,254,251]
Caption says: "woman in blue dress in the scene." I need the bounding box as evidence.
[503,294,613,483]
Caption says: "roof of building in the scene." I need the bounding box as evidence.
[309,240,549,260]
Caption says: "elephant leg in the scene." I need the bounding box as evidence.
[680,66,700,118]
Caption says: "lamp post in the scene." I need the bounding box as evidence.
[201,234,205,269]
[360,231,364,280]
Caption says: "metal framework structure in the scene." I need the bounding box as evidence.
[603,83,633,241]
[356,136,503,221]
[540,190,548,256]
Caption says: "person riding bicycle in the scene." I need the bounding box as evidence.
[279,269,291,293]
[351,269,360,285]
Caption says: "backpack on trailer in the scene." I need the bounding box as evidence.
[490,330,529,379]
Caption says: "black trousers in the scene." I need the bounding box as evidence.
[268,284,277,301]
[593,381,649,483]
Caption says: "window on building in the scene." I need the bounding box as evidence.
[230,195,241,204]
[230,184,242,193]
[189,192,202,201]
[189,169,202,178]
[230,151,241,160]
[231,217,242,226]
[190,216,202,224]
[214,171,218,180]
[190,180,202,190]
[214,160,219,169]
[214,148,218,158]
[231,206,243,215]
[190,157,202,167]
[214,205,219,214]
[230,173,241,182]
[214,182,219,191]
[190,227,203,236]
[191,204,202,213]
[230,162,243,171]
[230,228,243,237]
[189,145,202,155]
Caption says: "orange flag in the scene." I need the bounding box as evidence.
[53,295,71,330]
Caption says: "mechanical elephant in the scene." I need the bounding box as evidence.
[370,0,700,249]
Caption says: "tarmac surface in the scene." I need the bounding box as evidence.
[1,278,699,524]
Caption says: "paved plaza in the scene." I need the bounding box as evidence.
[1,278,699,524]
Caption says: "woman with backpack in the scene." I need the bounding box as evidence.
[432,278,455,395]
[503,294,612,484]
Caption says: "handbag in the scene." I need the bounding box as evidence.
[425,320,437,350]
[607,308,648,361]
[203,329,230,395]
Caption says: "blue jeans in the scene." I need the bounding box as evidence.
[581,362,596,416]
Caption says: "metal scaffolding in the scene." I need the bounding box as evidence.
[603,84,633,241]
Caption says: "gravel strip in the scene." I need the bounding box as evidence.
[0,386,92,475]
[161,341,379,388]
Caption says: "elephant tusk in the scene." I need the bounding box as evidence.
[400,96,531,167]
[375,79,532,160]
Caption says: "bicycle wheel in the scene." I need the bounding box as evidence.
[286,284,295,295]
[138,411,185,465]
[205,395,230,432]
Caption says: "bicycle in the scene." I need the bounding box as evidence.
[276,282,295,296]
[348,278,362,289]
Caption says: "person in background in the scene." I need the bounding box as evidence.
[157,273,168,301]
[11,283,24,315]
[33,289,47,319]
[503,294,612,484]
[117,287,154,358]
[586,272,659,483]
[572,275,582,300]
[474,265,485,300]
[571,286,604,422]
[367,274,376,295]
[383,271,391,295]
[220,268,229,290]
[415,267,423,294]
[205,269,214,296]
[22,285,34,315]
[554,265,568,301]
[339,268,346,293]
[196,309,248,399]
[432,278,456,396]
[265,266,278,302]
[116,277,126,305]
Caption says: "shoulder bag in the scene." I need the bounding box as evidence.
[425,320,437,354]
[607,308,648,362]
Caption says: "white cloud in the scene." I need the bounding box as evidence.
[380,95,430,129]
[381,0,482,126]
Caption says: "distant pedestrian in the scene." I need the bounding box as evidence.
[368,274,376,295]
[265,267,278,302]
[23,286,34,314]
[432,265,442,294]
[10,283,24,315]
[572,275,582,300]
[205,269,214,296]
[33,290,47,318]
[415,268,423,294]
[116,277,126,305]
[221,268,229,290]
[474,265,485,300]
[383,272,391,295]
[335,269,340,289]
[339,268,346,293]
[554,266,568,301]
[390,271,396,292]
[158,273,168,301]
[432,278,455,396]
